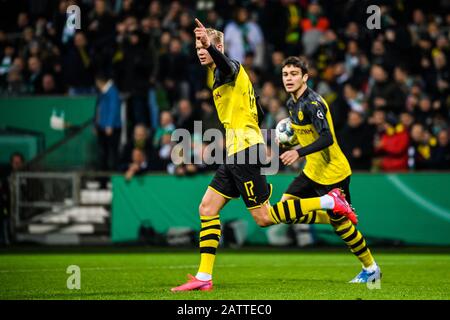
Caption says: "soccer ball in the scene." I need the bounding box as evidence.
[275,117,299,147]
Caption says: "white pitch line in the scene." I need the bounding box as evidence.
[0,264,238,273]
[387,175,450,222]
[0,262,417,274]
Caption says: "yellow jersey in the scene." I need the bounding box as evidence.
[287,87,352,185]
[209,61,264,156]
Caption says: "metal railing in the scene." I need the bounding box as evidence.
[11,171,112,244]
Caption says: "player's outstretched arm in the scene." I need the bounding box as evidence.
[194,18,237,77]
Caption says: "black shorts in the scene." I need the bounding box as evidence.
[209,144,272,209]
[284,172,352,204]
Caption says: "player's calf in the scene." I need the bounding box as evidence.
[266,192,356,225]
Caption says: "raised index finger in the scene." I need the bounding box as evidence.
[195,18,205,29]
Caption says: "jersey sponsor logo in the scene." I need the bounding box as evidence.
[297,111,304,121]
[317,110,324,119]
[297,128,314,135]
[214,91,222,99]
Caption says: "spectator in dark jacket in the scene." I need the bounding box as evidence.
[95,74,122,171]
[408,123,434,170]
[40,73,62,95]
[369,64,405,114]
[414,96,435,129]
[158,37,189,107]
[120,124,155,171]
[118,30,152,127]
[63,32,95,95]
[124,148,149,180]
[0,152,25,245]
[87,0,116,71]
[338,111,375,171]
[26,56,43,94]
[430,129,450,170]
[175,98,196,132]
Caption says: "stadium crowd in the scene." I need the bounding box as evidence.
[0,0,449,174]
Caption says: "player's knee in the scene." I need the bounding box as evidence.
[199,202,215,217]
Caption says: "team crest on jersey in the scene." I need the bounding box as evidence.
[317,110,324,119]
[298,111,304,121]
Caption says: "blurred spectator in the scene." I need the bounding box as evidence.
[154,111,175,148]
[343,82,365,114]
[0,43,15,85]
[152,110,176,171]
[124,148,149,180]
[40,73,62,95]
[370,39,395,70]
[344,40,360,78]
[262,98,288,130]
[430,130,450,170]
[162,1,182,33]
[95,73,122,171]
[408,123,436,170]
[9,152,25,172]
[117,29,153,127]
[175,135,203,177]
[26,56,43,94]
[338,111,375,171]
[3,65,27,95]
[158,133,174,173]
[414,96,435,128]
[0,177,9,245]
[158,37,189,107]
[368,64,405,114]
[200,100,221,132]
[0,1,448,173]
[301,1,330,56]
[175,98,196,132]
[87,0,116,70]
[0,152,25,245]
[399,112,415,132]
[120,124,155,171]
[264,51,285,86]
[373,113,409,172]
[63,32,95,95]
[224,6,264,68]
[394,66,413,95]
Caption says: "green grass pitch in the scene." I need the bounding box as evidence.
[1,248,449,300]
